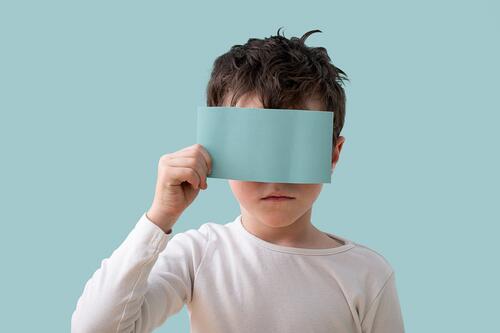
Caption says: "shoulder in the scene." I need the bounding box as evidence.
[166,222,215,251]
[349,241,395,277]
[178,217,238,240]
[159,220,237,275]
[166,218,234,250]
[344,241,402,325]
[338,239,396,300]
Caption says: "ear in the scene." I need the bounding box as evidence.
[331,136,345,174]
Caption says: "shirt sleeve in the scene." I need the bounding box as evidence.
[360,271,405,333]
[71,212,211,333]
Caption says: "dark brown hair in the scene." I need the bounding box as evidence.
[206,28,349,147]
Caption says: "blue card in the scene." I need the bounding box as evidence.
[196,106,333,184]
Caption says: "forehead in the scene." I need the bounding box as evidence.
[223,91,325,111]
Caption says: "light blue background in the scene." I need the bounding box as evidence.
[1,1,498,332]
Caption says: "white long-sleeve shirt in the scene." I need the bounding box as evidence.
[72,212,405,333]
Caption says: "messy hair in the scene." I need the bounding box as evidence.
[206,27,349,147]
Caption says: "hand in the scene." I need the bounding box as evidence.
[146,144,212,232]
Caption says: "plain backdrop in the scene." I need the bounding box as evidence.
[1,0,499,332]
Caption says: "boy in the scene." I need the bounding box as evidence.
[72,28,405,333]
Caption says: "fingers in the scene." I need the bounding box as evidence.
[194,144,212,176]
[176,166,202,189]
[167,156,207,188]
[177,144,212,177]
[163,165,201,189]
[178,144,212,174]
[160,144,212,190]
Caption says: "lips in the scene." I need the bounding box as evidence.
[261,192,295,199]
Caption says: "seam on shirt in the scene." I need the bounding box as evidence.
[329,266,363,330]
[360,270,395,326]
[254,244,356,256]
[115,241,163,333]
[189,224,213,304]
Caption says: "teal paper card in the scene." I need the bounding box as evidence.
[196,106,333,184]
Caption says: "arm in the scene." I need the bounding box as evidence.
[71,212,211,333]
[361,271,405,333]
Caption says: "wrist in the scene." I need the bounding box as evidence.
[145,208,178,234]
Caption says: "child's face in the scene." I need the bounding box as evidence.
[224,92,345,228]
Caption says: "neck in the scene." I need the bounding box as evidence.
[239,206,320,247]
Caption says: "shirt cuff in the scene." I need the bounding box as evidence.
[132,212,173,252]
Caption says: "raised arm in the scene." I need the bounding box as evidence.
[71,213,211,333]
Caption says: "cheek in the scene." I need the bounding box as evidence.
[300,185,323,202]
[229,181,254,203]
